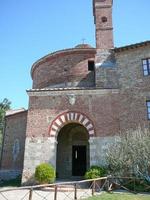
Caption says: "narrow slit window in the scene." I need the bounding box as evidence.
[142,59,150,76]
[146,101,150,120]
[88,61,95,71]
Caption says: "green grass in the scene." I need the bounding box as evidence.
[0,176,21,187]
[86,192,150,200]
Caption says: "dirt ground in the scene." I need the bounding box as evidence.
[0,187,92,200]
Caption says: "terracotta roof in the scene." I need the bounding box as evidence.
[114,41,150,52]
[75,44,94,49]
[5,108,27,117]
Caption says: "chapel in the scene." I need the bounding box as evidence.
[0,0,150,184]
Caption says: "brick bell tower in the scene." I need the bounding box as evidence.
[93,0,118,88]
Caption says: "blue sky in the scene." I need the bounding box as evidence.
[0,0,150,109]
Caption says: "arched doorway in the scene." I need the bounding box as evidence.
[56,123,89,179]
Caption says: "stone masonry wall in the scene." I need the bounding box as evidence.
[116,46,150,131]
[22,137,56,184]
[22,135,117,184]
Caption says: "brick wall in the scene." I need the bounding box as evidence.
[0,111,27,171]
[26,89,120,138]
[93,0,114,50]
[32,49,96,89]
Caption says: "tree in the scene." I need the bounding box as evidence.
[0,98,11,153]
[106,127,150,182]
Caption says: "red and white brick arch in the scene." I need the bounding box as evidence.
[49,111,95,138]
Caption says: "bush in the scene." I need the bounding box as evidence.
[106,127,150,183]
[85,165,107,179]
[123,179,150,192]
[35,163,56,184]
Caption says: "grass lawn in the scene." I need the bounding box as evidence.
[86,192,150,200]
[0,176,21,187]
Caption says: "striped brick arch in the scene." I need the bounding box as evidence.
[49,111,95,138]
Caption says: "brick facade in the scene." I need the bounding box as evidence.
[0,111,27,180]
[31,48,96,89]
[0,0,150,183]
[93,0,114,50]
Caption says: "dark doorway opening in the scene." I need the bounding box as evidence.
[56,123,89,179]
[72,145,86,176]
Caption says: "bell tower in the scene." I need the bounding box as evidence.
[93,0,118,89]
[93,0,114,50]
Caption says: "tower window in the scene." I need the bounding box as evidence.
[142,58,150,76]
[88,61,95,71]
[101,16,107,23]
[146,101,150,120]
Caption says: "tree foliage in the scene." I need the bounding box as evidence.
[0,98,11,153]
[0,98,11,126]
[106,127,150,182]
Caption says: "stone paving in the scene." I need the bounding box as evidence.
[0,187,93,200]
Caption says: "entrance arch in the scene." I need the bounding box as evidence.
[56,123,89,179]
[49,111,95,138]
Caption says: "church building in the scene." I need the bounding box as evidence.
[0,0,150,184]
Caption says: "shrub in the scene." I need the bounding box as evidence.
[35,163,56,184]
[106,127,150,183]
[85,165,106,179]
